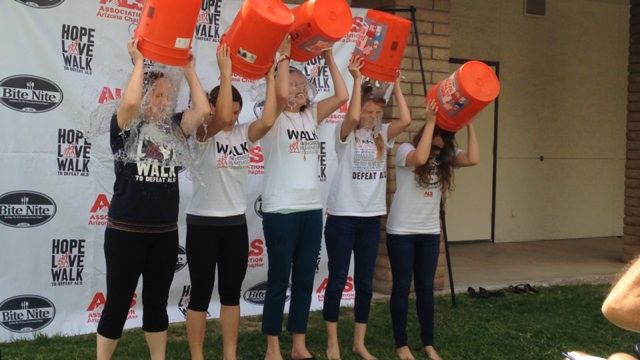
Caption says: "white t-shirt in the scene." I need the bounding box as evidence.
[386,143,442,235]
[260,105,323,212]
[186,123,252,217]
[327,123,394,216]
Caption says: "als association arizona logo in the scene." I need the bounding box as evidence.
[0,75,63,113]
[96,0,142,23]
[0,295,56,333]
[195,0,223,43]
[51,239,85,286]
[61,24,96,75]
[316,276,355,302]
[87,292,137,324]
[14,0,65,8]
[0,191,56,228]
[98,86,123,104]
[57,128,91,177]
[248,145,264,175]
[248,239,264,269]
[88,194,110,226]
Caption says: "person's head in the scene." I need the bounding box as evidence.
[142,71,175,123]
[287,67,312,112]
[208,85,243,128]
[359,83,386,130]
[413,125,457,193]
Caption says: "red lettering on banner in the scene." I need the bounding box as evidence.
[248,239,264,257]
[98,87,122,104]
[249,146,264,163]
[90,194,110,213]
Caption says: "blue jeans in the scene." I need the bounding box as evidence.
[387,233,440,347]
[261,210,322,335]
[323,215,380,323]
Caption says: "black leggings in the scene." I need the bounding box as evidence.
[97,227,178,339]
[186,223,249,310]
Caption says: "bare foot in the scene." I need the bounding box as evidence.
[395,346,415,360]
[353,345,377,360]
[424,346,442,360]
[291,348,313,360]
[264,349,284,360]
[326,345,341,360]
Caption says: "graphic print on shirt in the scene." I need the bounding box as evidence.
[215,138,249,169]
[352,129,386,181]
[422,157,440,199]
[133,127,177,184]
[287,128,319,156]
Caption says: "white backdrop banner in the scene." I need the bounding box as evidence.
[0,0,382,342]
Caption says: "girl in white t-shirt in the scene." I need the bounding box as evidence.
[386,99,479,360]
[261,40,349,360]
[184,44,279,360]
[323,57,411,360]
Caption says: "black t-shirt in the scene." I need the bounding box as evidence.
[108,114,184,225]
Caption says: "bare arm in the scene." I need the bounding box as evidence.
[339,56,364,141]
[453,123,480,167]
[179,54,211,135]
[317,48,349,123]
[387,76,412,140]
[602,257,640,332]
[248,63,278,142]
[116,39,144,131]
[196,44,233,141]
[275,36,291,113]
[404,100,437,167]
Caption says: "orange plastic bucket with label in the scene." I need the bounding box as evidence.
[426,60,500,132]
[221,0,294,80]
[134,0,201,66]
[289,0,353,62]
[354,9,411,83]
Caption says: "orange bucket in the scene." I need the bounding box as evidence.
[289,0,353,62]
[221,0,294,80]
[134,0,200,66]
[426,61,500,132]
[354,10,411,83]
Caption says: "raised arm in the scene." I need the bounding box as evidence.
[404,100,437,167]
[116,39,145,131]
[196,44,234,141]
[602,257,640,332]
[179,54,211,135]
[339,56,364,141]
[248,63,279,142]
[453,123,480,167]
[317,48,349,123]
[387,76,412,140]
[275,36,291,113]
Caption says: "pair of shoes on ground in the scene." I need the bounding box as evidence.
[506,283,539,294]
[467,286,505,298]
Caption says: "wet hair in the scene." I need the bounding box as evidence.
[360,81,386,160]
[142,71,165,94]
[412,125,457,194]
[208,85,243,109]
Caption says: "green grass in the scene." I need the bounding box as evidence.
[1,284,637,359]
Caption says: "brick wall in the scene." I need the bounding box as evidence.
[369,0,452,294]
[626,0,640,260]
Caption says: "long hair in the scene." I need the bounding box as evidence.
[208,85,243,108]
[412,125,457,194]
[360,83,386,160]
